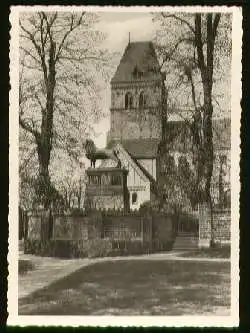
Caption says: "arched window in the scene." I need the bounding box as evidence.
[132,192,137,205]
[125,92,133,109]
[133,66,143,79]
[139,91,146,108]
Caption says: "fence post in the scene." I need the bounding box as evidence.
[141,217,144,244]
[149,215,153,252]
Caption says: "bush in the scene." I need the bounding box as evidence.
[24,239,42,254]
[67,208,85,216]
[73,239,113,258]
[24,238,114,259]
[139,200,179,215]
[19,259,34,275]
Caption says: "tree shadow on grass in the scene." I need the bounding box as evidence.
[19,259,230,316]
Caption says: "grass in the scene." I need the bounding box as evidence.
[180,246,230,259]
[19,259,230,316]
[18,259,34,275]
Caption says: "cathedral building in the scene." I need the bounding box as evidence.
[85,41,230,211]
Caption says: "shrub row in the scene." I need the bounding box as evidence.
[24,238,174,259]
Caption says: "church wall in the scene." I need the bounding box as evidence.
[114,144,151,210]
[110,110,162,140]
[124,160,151,210]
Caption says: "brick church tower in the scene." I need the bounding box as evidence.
[107,41,165,144]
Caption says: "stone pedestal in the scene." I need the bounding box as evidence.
[85,167,129,211]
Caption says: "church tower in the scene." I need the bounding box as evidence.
[108,41,164,144]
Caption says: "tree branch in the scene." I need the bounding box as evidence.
[19,19,42,58]
[212,13,221,39]
[59,55,106,63]
[195,14,206,75]
[55,13,85,62]
[20,46,40,65]
[159,37,195,68]
[184,65,198,111]
[161,13,195,35]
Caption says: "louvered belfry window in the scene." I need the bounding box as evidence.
[125,92,133,109]
[139,91,146,108]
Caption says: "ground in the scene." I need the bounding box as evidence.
[19,256,230,316]
[179,246,230,259]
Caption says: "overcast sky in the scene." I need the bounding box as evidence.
[97,12,156,52]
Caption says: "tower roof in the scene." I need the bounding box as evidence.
[111,41,162,83]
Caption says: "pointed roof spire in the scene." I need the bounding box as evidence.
[111,41,162,83]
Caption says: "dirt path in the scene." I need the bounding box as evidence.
[19,251,230,300]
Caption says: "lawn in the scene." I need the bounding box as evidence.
[19,259,230,316]
[19,259,34,275]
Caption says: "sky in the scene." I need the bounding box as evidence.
[97,12,156,52]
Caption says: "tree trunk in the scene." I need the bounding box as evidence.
[36,41,56,209]
[200,102,215,246]
[193,13,220,247]
[36,138,51,209]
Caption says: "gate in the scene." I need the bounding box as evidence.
[175,211,199,236]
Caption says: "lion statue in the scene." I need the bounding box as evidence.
[84,139,121,168]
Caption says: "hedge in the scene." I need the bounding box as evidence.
[24,238,174,258]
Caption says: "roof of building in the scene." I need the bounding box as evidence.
[132,157,158,193]
[107,139,160,159]
[111,41,162,83]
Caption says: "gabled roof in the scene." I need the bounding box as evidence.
[107,139,160,159]
[100,142,157,186]
[111,41,162,83]
[113,143,149,183]
[114,143,158,192]
[132,157,158,193]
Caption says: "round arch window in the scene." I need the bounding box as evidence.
[132,192,138,205]
[139,91,146,108]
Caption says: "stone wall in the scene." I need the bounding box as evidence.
[87,194,124,210]
[213,211,231,242]
[53,215,89,240]
[198,206,231,247]
[25,210,176,256]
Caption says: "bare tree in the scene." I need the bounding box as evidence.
[19,11,110,208]
[155,13,231,245]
